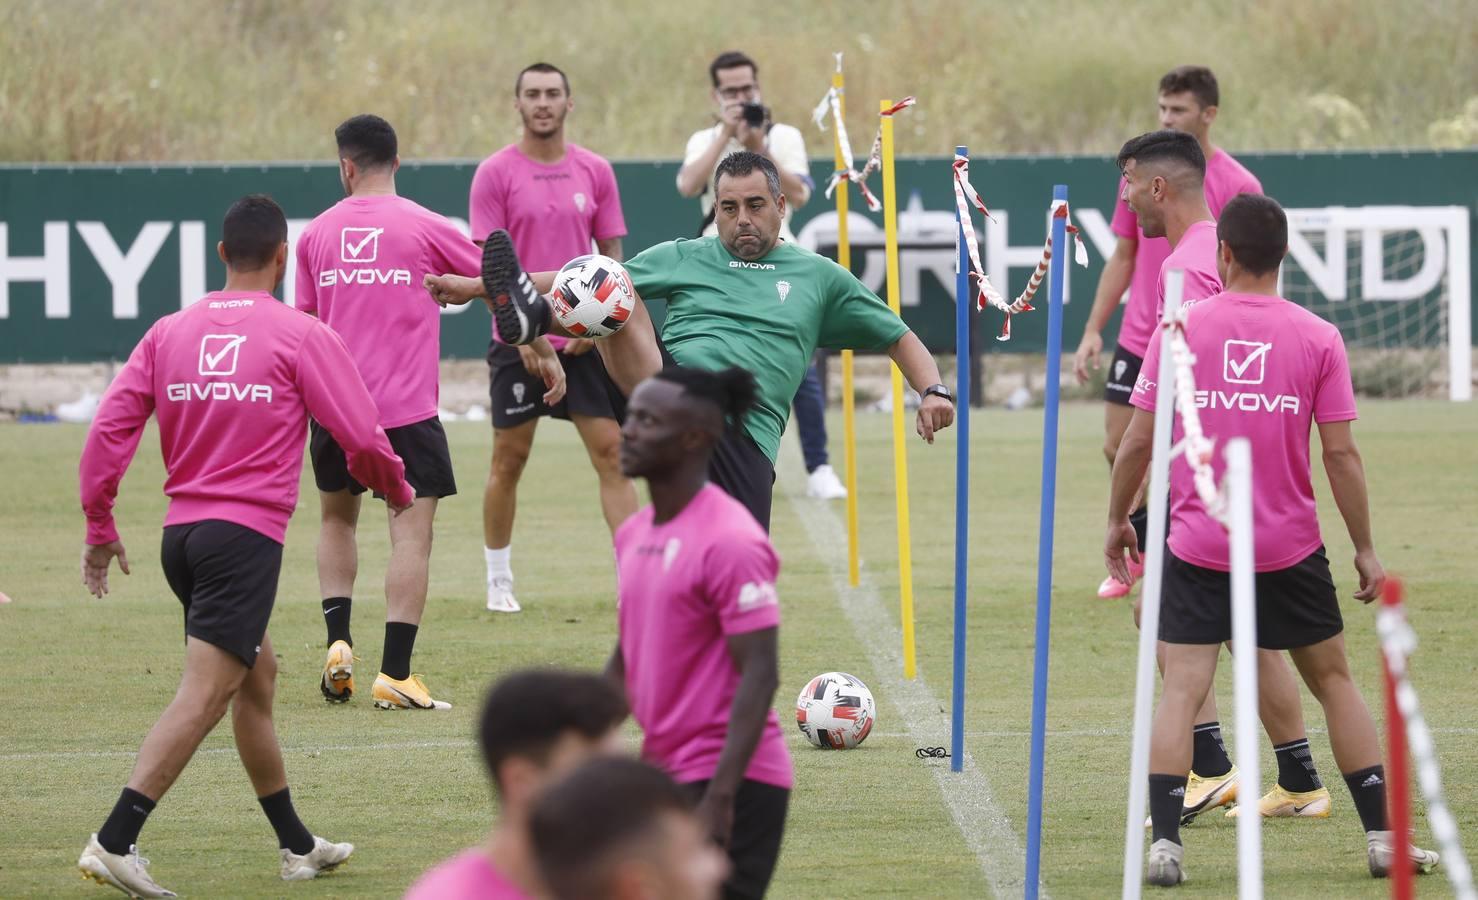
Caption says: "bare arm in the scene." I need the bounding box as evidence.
[603,641,627,699]
[697,627,780,846]
[1318,419,1384,601]
[595,237,624,261]
[677,122,736,198]
[886,332,954,442]
[771,161,811,209]
[1104,408,1154,584]
[1074,235,1137,383]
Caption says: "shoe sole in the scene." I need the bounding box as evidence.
[320,657,353,704]
[80,855,169,898]
[480,230,535,345]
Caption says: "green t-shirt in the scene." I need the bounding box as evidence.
[622,236,909,463]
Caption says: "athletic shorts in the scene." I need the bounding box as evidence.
[655,339,776,531]
[487,341,626,429]
[160,520,283,668]
[1159,546,1344,649]
[310,415,456,499]
[683,779,790,900]
[1104,345,1144,406]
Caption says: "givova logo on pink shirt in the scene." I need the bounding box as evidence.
[319,227,412,287]
[167,334,273,403]
[1222,340,1272,385]
[1193,339,1299,414]
[339,227,383,263]
[198,333,246,376]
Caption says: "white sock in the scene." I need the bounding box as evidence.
[485,545,512,585]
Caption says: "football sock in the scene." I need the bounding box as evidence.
[1191,722,1233,778]
[322,597,352,648]
[1343,764,1390,833]
[485,545,511,585]
[1129,505,1149,553]
[258,787,315,855]
[1148,774,1188,845]
[97,787,156,855]
[381,621,419,681]
[1273,738,1324,792]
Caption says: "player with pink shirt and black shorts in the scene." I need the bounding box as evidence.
[468,62,636,615]
[297,115,549,711]
[606,366,790,900]
[1106,193,1440,886]
[1072,66,1261,601]
[75,195,413,898]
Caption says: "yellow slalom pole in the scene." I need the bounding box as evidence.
[831,69,861,589]
[879,98,917,680]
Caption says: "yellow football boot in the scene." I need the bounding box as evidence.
[1226,784,1332,818]
[371,673,452,710]
[320,640,355,703]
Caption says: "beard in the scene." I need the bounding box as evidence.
[521,108,565,138]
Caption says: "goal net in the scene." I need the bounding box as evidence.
[1281,206,1471,401]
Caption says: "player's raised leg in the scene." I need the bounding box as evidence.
[570,413,639,535]
[484,419,538,613]
[315,488,360,703]
[371,498,451,710]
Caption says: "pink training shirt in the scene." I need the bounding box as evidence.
[403,850,533,900]
[1111,149,1262,356]
[80,291,412,546]
[469,143,627,349]
[1157,219,1223,318]
[615,483,793,790]
[1131,292,1358,572]
[295,194,482,428]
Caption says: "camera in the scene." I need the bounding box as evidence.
[741,102,768,128]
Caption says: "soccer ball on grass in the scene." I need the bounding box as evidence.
[796,671,876,749]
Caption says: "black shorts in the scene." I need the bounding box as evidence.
[160,520,283,668]
[1104,345,1144,405]
[683,779,790,900]
[310,415,456,499]
[654,339,776,531]
[488,341,627,429]
[1160,546,1344,649]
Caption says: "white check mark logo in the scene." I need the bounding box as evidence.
[344,228,383,259]
[1227,343,1271,379]
[203,336,246,371]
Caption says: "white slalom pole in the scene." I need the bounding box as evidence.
[1121,270,1183,899]
[1225,438,1263,899]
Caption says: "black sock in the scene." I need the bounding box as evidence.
[1191,722,1233,778]
[380,621,418,681]
[1148,774,1188,845]
[1274,738,1323,793]
[97,787,156,855]
[1129,505,1149,553]
[322,597,352,648]
[258,787,315,855]
[1343,764,1389,833]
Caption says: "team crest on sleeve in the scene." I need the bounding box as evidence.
[737,581,778,612]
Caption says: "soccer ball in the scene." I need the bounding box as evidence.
[549,254,636,339]
[795,672,876,749]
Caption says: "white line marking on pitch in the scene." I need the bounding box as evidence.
[778,442,1036,900]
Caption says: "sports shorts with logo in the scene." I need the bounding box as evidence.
[1104,345,1144,406]
[1159,545,1344,649]
[310,415,457,499]
[487,340,627,429]
[160,520,283,668]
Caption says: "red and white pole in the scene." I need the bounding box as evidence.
[1383,576,1413,900]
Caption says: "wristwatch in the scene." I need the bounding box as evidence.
[922,383,955,405]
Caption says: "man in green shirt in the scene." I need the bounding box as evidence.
[428,151,954,529]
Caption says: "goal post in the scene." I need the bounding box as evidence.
[1282,205,1472,402]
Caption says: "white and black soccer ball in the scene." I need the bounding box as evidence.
[549,254,636,339]
[796,672,876,749]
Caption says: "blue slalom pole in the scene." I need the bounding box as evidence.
[950,146,971,773]
[1024,184,1069,899]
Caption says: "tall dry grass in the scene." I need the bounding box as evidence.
[1,0,1474,163]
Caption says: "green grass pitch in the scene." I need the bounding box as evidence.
[1,400,1472,898]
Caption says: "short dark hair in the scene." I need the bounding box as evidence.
[529,758,695,900]
[515,62,570,96]
[1159,65,1220,109]
[713,150,782,200]
[1217,194,1288,277]
[654,365,759,431]
[221,194,287,272]
[334,114,397,171]
[709,50,757,87]
[477,669,628,792]
[1116,129,1206,181]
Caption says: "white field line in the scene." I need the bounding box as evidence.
[778,444,1035,900]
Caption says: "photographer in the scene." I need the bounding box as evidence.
[677,51,847,501]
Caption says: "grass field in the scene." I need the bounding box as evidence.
[1,400,1474,898]
[3,0,1476,162]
